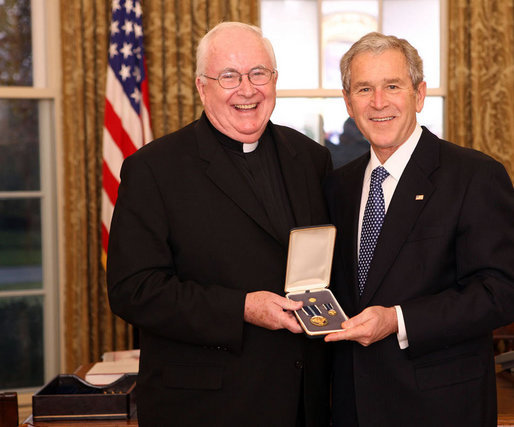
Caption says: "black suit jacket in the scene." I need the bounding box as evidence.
[107,113,333,427]
[324,128,514,427]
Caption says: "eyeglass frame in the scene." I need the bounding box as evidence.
[201,67,277,89]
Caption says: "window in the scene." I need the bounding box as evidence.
[0,0,60,390]
[261,0,447,168]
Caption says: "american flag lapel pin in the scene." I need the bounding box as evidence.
[415,194,424,201]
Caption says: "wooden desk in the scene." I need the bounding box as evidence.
[21,368,514,426]
[498,371,514,426]
[22,364,138,426]
[22,416,138,426]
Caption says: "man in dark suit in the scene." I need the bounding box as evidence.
[325,118,369,168]
[107,22,332,426]
[323,32,514,426]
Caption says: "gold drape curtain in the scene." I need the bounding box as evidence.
[447,0,514,179]
[60,0,258,371]
[447,0,514,350]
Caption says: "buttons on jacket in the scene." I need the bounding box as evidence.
[295,360,304,369]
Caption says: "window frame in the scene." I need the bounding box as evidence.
[0,0,62,391]
[263,0,448,138]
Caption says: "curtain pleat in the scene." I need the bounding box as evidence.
[60,0,116,372]
[60,0,259,372]
[447,0,514,180]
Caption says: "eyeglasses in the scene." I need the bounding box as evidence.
[202,67,276,89]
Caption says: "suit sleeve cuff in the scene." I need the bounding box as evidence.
[395,305,409,349]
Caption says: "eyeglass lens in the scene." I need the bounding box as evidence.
[218,68,273,88]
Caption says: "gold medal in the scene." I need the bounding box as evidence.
[309,297,317,303]
[310,315,328,327]
[323,303,337,317]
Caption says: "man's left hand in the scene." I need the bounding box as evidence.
[324,305,398,346]
[244,291,304,333]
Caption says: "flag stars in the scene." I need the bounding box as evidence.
[134,23,143,38]
[133,46,142,60]
[119,64,131,81]
[107,0,147,109]
[120,42,133,59]
[124,0,134,14]
[134,2,142,18]
[109,42,118,58]
[133,66,141,82]
[130,88,141,103]
[110,20,119,35]
[122,19,134,36]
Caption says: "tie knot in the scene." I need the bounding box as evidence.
[370,166,389,187]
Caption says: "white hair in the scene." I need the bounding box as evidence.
[195,21,277,80]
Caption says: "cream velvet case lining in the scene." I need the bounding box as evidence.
[285,225,348,336]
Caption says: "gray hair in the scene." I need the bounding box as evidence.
[195,21,277,80]
[340,32,424,92]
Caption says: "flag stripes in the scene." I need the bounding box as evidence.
[101,0,152,267]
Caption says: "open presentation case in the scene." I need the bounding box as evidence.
[285,225,347,336]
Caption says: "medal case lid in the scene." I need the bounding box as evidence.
[284,225,336,294]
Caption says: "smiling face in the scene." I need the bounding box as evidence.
[195,28,277,143]
[343,49,426,163]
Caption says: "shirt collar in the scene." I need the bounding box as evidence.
[206,114,261,153]
[243,141,259,153]
[366,123,422,182]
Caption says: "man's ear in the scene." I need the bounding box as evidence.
[415,81,427,113]
[196,76,206,104]
[342,89,354,118]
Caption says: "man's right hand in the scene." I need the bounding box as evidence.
[244,291,304,333]
[324,305,398,346]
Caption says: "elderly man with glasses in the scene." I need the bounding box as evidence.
[107,22,332,427]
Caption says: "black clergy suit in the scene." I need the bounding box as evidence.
[324,127,514,426]
[107,113,332,427]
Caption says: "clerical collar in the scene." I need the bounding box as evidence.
[206,116,261,153]
[243,141,259,153]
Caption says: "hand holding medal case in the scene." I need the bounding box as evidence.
[285,225,348,336]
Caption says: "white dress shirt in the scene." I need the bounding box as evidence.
[358,123,423,349]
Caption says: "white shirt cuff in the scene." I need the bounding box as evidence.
[395,305,409,349]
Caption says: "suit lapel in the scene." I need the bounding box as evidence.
[341,158,368,310]
[272,125,312,227]
[195,115,279,241]
[359,129,440,308]
[328,156,368,313]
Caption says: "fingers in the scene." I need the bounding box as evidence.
[279,296,303,312]
[324,330,347,342]
[273,298,303,332]
[324,306,397,346]
[244,291,303,333]
[282,311,304,334]
[340,316,359,330]
[324,322,372,344]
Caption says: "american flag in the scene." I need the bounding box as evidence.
[102,0,152,266]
